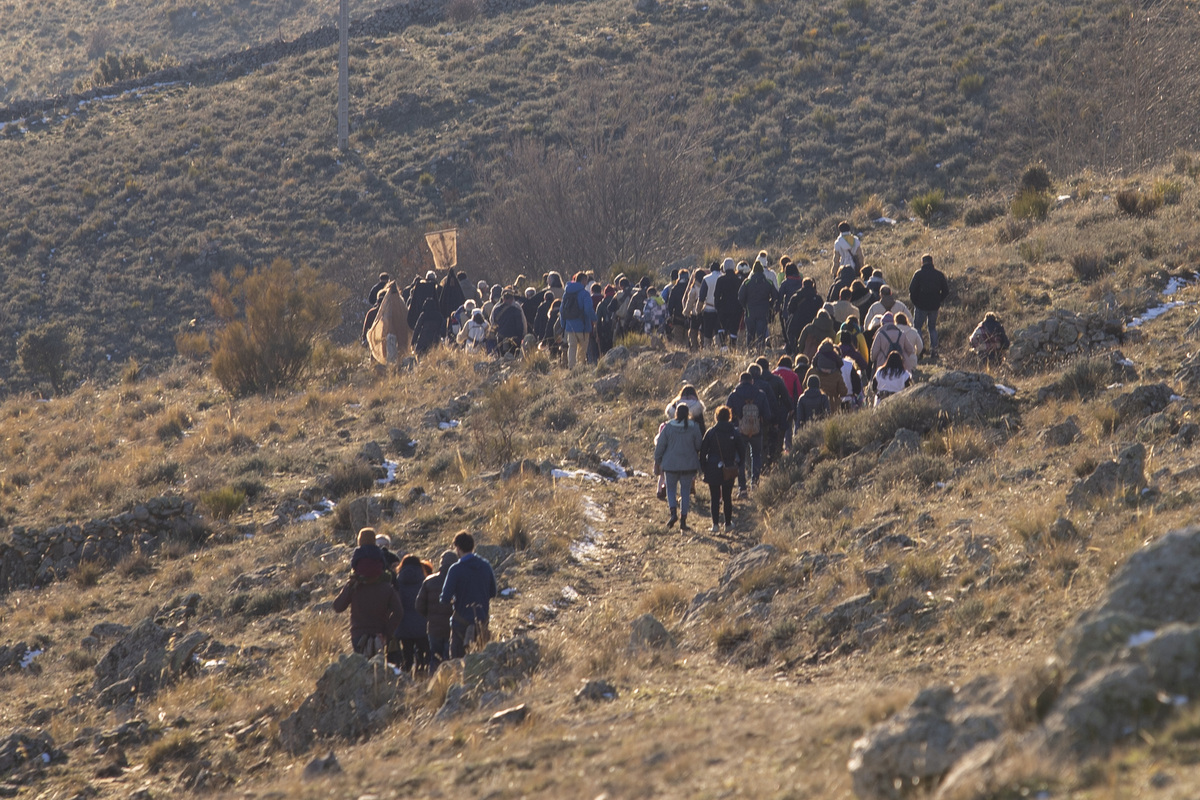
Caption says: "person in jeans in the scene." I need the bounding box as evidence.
[439,532,497,658]
[653,402,703,531]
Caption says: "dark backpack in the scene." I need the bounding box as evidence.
[738,401,761,437]
[561,288,583,321]
[881,330,903,357]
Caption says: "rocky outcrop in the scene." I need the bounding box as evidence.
[433,637,541,720]
[1066,443,1147,507]
[93,617,209,707]
[0,730,63,778]
[850,525,1200,798]
[1008,309,1125,371]
[279,653,401,754]
[903,371,1018,422]
[1110,383,1174,426]
[0,496,205,596]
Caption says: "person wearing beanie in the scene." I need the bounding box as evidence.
[415,548,459,671]
[831,220,864,276]
[870,310,917,372]
[865,285,912,331]
[797,373,832,425]
[908,253,950,358]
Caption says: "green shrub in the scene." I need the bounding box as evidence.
[1011,187,1051,220]
[958,73,985,96]
[18,322,78,396]
[75,51,176,91]
[137,459,181,487]
[909,189,948,223]
[200,486,246,519]
[210,259,346,396]
[964,201,1005,226]
[1153,178,1184,206]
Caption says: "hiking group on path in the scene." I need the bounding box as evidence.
[360,221,1009,371]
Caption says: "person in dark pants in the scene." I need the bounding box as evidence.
[700,405,748,533]
[908,253,950,358]
[416,549,458,672]
[332,569,403,659]
[392,554,431,676]
[439,531,497,659]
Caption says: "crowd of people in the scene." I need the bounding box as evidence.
[361,222,1009,370]
[334,528,497,674]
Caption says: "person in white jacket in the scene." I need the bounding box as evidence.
[864,285,912,331]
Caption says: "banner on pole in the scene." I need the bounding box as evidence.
[425,228,458,271]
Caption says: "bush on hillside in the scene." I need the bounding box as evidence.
[908,189,948,224]
[1011,187,1051,221]
[210,259,345,396]
[74,51,176,91]
[18,322,79,396]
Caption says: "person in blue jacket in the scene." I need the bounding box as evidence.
[439,531,498,658]
[560,271,597,369]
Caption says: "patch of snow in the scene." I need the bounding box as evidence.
[298,499,336,522]
[376,460,398,486]
[1117,357,1135,367]
[1106,382,1125,390]
[875,217,897,225]
[1128,300,1184,328]
[1171,394,1184,402]
[438,420,460,430]
[41,752,50,764]
[935,482,948,489]
[995,383,1016,396]
[1127,629,1157,648]
[1163,274,1198,296]
[19,648,43,669]
[599,460,627,478]
[202,659,228,670]
[500,587,517,597]
[551,468,603,482]
[346,403,361,409]
[560,585,580,603]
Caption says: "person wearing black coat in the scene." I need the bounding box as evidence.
[407,272,439,329]
[368,272,390,307]
[412,297,446,355]
[437,271,467,319]
[700,406,748,532]
[714,266,744,348]
[908,253,951,357]
[393,555,431,675]
[785,279,822,354]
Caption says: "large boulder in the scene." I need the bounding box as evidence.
[0,730,63,777]
[1111,383,1174,426]
[853,526,1200,796]
[903,372,1017,422]
[93,617,208,707]
[1065,443,1146,507]
[279,653,399,754]
[848,677,1013,800]
[434,637,541,720]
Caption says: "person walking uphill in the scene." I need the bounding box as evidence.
[653,403,703,531]
[439,531,497,659]
[908,253,950,359]
[700,405,747,533]
[393,554,431,676]
[416,550,458,672]
[738,262,779,349]
[560,272,597,369]
[333,556,404,659]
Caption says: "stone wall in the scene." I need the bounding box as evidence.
[1007,308,1125,372]
[0,496,205,596]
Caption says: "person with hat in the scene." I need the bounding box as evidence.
[908,253,950,359]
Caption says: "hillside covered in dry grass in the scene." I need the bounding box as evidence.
[1,0,1199,393]
[1,161,1200,797]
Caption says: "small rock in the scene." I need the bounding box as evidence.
[302,751,341,780]
[575,679,618,703]
[880,428,921,461]
[1039,416,1081,447]
[629,614,675,651]
[358,441,385,464]
[487,704,528,727]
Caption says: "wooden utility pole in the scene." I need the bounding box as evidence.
[337,0,349,150]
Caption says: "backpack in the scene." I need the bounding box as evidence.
[881,330,903,357]
[738,400,761,437]
[561,288,583,321]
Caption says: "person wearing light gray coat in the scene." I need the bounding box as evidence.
[653,403,703,531]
